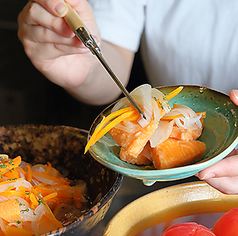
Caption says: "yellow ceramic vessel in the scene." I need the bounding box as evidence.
[103,181,238,236]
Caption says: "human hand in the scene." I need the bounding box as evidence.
[18,0,101,90]
[196,150,238,194]
[196,90,238,194]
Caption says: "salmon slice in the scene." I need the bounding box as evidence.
[120,142,152,165]
[109,118,158,158]
[169,119,204,141]
[151,138,206,169]
[169,125,203,141]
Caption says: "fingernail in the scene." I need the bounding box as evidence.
[54,2,67,16]
[200,172,216,180]
[232,90,238,100]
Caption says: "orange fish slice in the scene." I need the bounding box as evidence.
[119,142,152,165]
[151,138,206,169]
[169,118,204,141]
[109,117,158,158]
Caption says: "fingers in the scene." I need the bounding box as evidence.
[196,151,238,194]
[197,151,238,180]
[18,1,73,38]
[30,0,68,17]
[203,176,238,195]
[18,0,100,47]
[229,90,238,106]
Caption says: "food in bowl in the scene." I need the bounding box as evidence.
[0,125,123,236]
[0,154,91,235]
[86,84,206,169]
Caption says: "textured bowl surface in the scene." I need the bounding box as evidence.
[103,181,238,236]
[89,85,238,185]
[0,124,123,236]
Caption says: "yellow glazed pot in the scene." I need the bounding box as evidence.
[103,181,238,236]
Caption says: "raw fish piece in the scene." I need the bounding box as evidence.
[151,138,206,169]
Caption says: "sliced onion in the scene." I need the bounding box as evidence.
[151,88,171,114]
[111,96,130,112]
[131,84,153,122]
[31,204,49,234]
[112,84,153,126]
[31,164,45,173]
[113,121,137,133]
[31,164,60,178]
[32,173,57,186]
[150,120,174,147]
[0,179,32,193]
[175,114,202,129]
[7,196,37,222]
[32,204,62,235]
[163,105,203,130]
[151,99,160,123]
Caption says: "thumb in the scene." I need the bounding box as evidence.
[229,90,238,106]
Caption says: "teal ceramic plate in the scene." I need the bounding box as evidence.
[89,85,238,186]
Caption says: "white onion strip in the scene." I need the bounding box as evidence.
[163,105,202,130]
[150,120,174,148]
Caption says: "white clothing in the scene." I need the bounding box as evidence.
[88,0,238,94]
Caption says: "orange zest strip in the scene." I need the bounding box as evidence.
[196,111,206,118]
[85,109,136,153]
[25,165,33,182]
[124,111,140,121]
[91,106,133,139]
[34,186,72,202]
[165,86,183,100]
[43,192,58,201]
[44,162,52,175]
[5,225,34,236]
[31,188,62,228]
[0,190,27,198]
[4,168,19,179]
[18,186,31,193]
[0,156,21,175]
[30,192,39,208]
[0,177,25,186]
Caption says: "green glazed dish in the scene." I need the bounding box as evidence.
[89,85,238,186]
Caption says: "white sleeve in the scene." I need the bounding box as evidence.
[88,0,147,52]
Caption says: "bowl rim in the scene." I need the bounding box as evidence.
[89,85,238,185]
[61,172,123,233]
[103,181,238,236]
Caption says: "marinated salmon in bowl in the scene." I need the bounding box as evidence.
[86,84,206,170]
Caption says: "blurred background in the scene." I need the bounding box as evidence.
[0,1,197,234]
[0,0,148,130]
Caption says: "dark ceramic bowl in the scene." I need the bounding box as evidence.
[0,124,123,236]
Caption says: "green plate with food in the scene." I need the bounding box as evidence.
[87,85,238,186]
